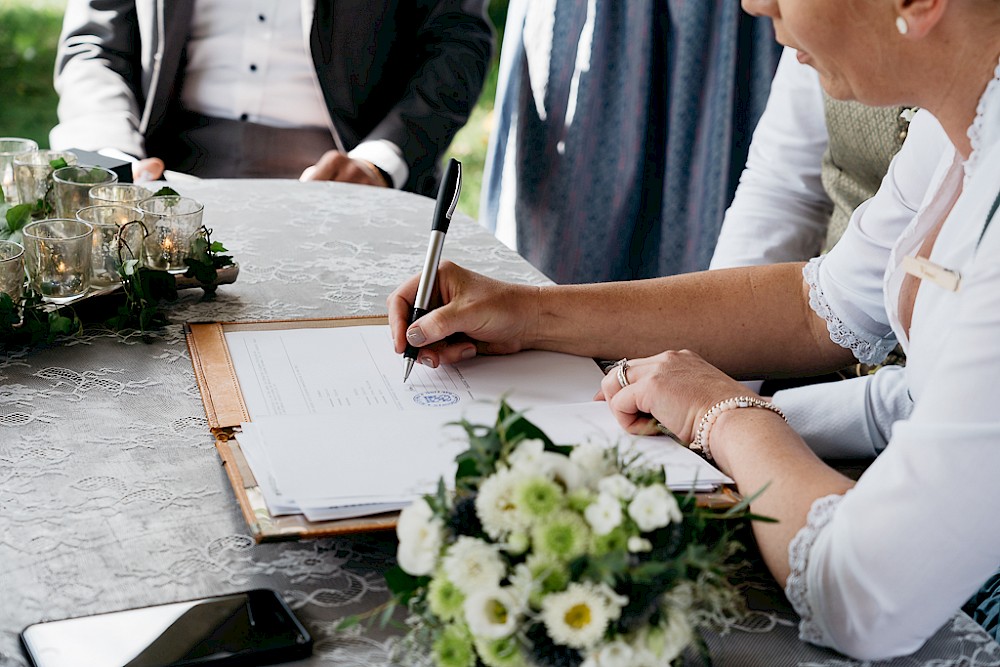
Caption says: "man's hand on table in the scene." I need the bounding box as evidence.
[133,157,165,183]
[299,151,390,187]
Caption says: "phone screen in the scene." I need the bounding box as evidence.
[20,589,312,667]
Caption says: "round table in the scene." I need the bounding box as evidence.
[1,180,998,667]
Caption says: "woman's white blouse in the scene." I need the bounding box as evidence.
[787,62,1000,660]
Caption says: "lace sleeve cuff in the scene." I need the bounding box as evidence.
[804,257,897,365]
[785,493,845,646]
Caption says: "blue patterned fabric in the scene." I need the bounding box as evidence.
[481,0,781,284]
[966,569,1000,641]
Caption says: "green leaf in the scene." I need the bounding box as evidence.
[722,482,771,518]
[0,292,19,333]
[335,615,361,631]
[47,312,79,337]
[48,157,68,170]
[152,186,180,197]
[384,565,429,603]
[378,601,397,628]
[6,203,32,232]
[209,241,228,253]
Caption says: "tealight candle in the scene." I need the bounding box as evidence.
[88,183,154,207]
[0,137,39,205]
[76,205,145,287]
[0,240,25,305]
[22,219,94,303]
[138,195,204,274]
[13,150,79,215]
[52,165,118,219]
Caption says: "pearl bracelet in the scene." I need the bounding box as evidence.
[689,396,788,460]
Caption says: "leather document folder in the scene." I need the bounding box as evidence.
[186,316,739,543]
[186,316,398,542]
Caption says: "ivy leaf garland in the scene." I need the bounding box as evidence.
[183,227,234,293]
[1,218,234,350]
[104,259,178,333]
[0,291,82,351]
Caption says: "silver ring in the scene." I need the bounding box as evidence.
[616,358,630,389]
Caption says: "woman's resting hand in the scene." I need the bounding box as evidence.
[599,349,761,443]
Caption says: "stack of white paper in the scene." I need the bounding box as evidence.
[225,326,732,521]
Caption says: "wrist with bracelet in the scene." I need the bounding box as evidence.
[689,396,788,460]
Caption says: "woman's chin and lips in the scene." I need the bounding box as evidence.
[743,2,866,104]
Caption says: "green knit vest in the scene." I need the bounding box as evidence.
[821,98,909,251]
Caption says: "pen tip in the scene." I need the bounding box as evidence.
[403,357,414,382]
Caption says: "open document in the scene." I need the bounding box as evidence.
[226,326,731,521]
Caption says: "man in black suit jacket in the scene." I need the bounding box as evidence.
[50,0,492,196]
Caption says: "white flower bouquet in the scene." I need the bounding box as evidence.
[384,402,764,667]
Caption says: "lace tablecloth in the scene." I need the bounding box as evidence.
[2,180,998,667]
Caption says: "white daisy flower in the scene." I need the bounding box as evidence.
[589,639,633,667]
[476,467,528,539]
[583,492,622,536]
[442,536,507,595]
[661,609,694,661]
[540,451,585,491]
[540,582,613,649]
[569,442,613,480]
[463,586,522,640]
[395,498,444,576]
[508,438,546,472]
[597,474,637,500]
[627,484,682,533]
[639,609,693,663]
[627,536,652,553]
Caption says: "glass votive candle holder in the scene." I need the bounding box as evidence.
[13,150,79,215]
[89,183,154,207]
[139,195,204,274]
[52,165,118,219]
[0,137,39,204]
[22,219,94,303]
[0,240,25,305]
[76,205,145,287]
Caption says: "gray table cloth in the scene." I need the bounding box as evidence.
[2,180,998,666]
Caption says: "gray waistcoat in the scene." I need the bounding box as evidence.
[821,98,909,251]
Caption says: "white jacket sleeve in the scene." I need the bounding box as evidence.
[710,47,831,269]
[49,0,147,158]
[771,365,912,459]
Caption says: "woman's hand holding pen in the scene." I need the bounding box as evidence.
[387,261,540,368]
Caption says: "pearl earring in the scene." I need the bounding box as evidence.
[895,16,909,35]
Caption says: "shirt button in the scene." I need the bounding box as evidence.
[258,14,266,22]
[249,64,257,72]
[240,113,249,121]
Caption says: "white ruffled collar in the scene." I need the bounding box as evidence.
[964,56,1000,179]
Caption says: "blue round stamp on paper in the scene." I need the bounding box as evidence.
[413,391,460,407]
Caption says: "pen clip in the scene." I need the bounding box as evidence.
[445,163,462,220]
[431,159,462,233]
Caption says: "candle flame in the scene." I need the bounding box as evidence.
[57,261,67,272]
[162,237,174,251]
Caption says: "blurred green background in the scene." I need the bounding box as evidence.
[0,0,507,219]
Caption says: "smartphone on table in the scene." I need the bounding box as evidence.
[20,588,312,667]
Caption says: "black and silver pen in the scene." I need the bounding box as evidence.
[403,158,462,382]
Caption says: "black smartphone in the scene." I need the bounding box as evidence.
[20,588,312,667]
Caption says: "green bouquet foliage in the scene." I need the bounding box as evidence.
[379,402,769,667]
